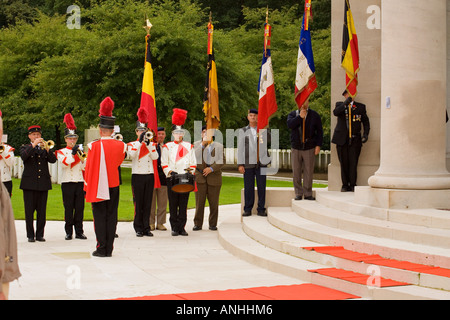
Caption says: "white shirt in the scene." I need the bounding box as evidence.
[56,147,85,183]
[127,140,158,174]
[161,140,196,177]
[0,144,15,182]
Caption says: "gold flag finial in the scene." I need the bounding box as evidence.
[143,15,152,35]
[266,6,269,23]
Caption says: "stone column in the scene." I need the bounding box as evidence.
[360,0,450,209]
[368,0,450,190]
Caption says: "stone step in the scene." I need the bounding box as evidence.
[291,199,450,248]
[218,217,450,300]
[268,207,450,269]
[242,215,450,291]
[315,189,450,230]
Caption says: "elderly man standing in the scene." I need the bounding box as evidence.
[193,126,224,231]
[287,99,323,201]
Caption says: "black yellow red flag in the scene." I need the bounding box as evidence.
[202,19,220,142]
[341,0,360,97]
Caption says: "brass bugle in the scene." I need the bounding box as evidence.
[114,133,123,141]
[77,150,87,160]
[41,139,55,150]
[144,130,154,142]
[0,144,4,153]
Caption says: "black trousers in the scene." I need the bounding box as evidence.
[167,179,190,233]
[23,189,48,239]
[61,182,85,236]
[91,187,120,256]
[3,181,12,197]
[131,174,154,233]
[243,167,267,213]
[336,140,362,189]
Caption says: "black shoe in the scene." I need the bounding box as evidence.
[257,211,267,217]
[136,232,144,237]
[209,226,217,231]
[341,186,350,192]
[36,237,46,242]
[257,213,267,217]
[28,237,35,243]
[179,230,189,236]
[75,234,87,240]
[295,196,303,200]
[92,250,107,257]
[193,225,202,231]
[304,196,316,201]
[65,234,73,240]
[171,231,179,236]
[242,211,251,217]
[143,231,153,237]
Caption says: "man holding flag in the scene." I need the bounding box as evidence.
[332,0,370,192]
[194,16,225,230]
[289,0,323,201]
[239,12,275,217]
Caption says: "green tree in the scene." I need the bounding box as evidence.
[0,0,331,150]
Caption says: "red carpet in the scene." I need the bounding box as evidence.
[303,246,450,277]
[308,268,410,287]
[115,284,360,300]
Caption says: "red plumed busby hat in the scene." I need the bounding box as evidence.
[136,108,148,130]
[171,108,187,132]
[63,113,78,138]
[99,97,116,129]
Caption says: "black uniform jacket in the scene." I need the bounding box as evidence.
[331,101,370,146]
[287,108,323,151]
[19,144,57,191]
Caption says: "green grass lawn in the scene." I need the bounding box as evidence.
[10,167,327,221]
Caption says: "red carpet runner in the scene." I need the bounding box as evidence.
[115,284,360,300]
[116,246,449,300]
[303,246,450,277]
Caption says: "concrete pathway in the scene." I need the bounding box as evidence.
[9,204,303,300]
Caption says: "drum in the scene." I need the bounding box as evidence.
[171,173,195,193]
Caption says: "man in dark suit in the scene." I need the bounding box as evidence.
[20,125,57,242]
[193,126,224,231]
[287,99,323,200]
[332,90,370,192]
[238,109,271,217]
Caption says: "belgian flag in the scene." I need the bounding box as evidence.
[140,34,158,134]
[341,0,359,98]
[140,31,160,188]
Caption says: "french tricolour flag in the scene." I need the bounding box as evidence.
[257,24,278,131]
[294,8,317,108]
